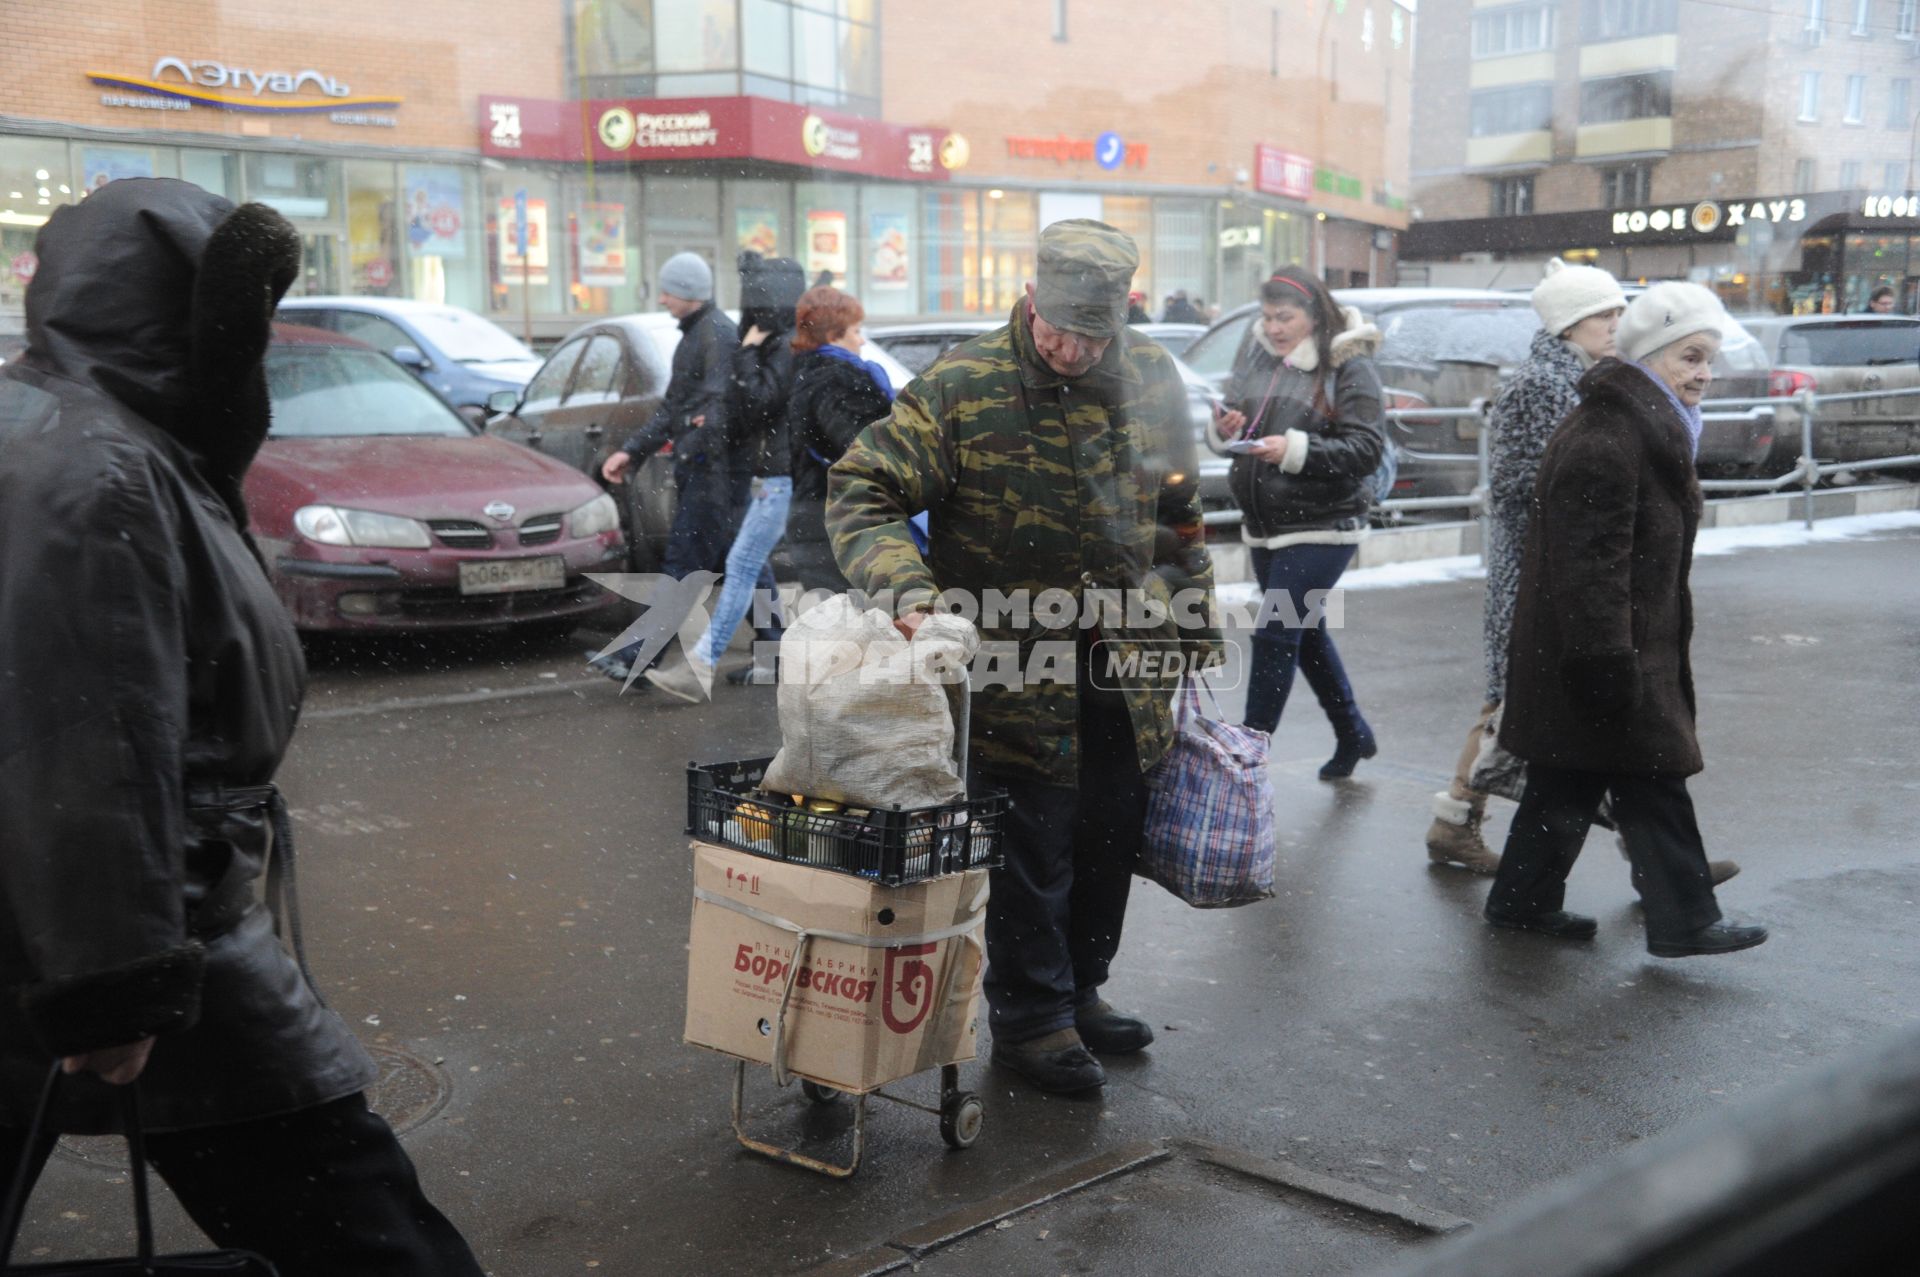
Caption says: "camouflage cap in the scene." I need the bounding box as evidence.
[1033,218,1139,339]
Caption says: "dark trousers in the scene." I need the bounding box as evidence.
[1487,763,1725,941]
[973,679,1147,1043]
[618,465,738,668]
[0,1091,481,1277]
[1244,542,1363,736]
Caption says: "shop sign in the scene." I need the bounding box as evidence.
[1611,198,1806,237]
[87,57,401,124]
[1254,145,1314,201]
[1861,194,1920,219]
[364,258,393,288]
[1219,226,1264,249]
[1315,168,1364,201]
[1003,132,1148,169]
[481,95,956,184]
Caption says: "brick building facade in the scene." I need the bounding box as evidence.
[3,1,1414,337]
[1403,0,1920,313]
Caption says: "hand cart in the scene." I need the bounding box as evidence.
[686,681,1004,1178]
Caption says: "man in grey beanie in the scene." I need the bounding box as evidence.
[594,251,740,682]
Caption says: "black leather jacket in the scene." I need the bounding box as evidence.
[786,349,893,547]
[727,336,796,480]
[618,303,739,473]
[0,179,374,1134]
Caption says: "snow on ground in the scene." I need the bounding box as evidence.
[1213,509,1920,608]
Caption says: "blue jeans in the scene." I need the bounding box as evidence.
[696,476,791,665]
[1244,542,1363,736]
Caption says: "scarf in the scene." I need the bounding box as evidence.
[1628,360,1703,458]
[814,341,894,401]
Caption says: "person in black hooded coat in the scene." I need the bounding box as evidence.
[0,179,481,1276]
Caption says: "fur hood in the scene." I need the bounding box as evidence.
[1251,304,1383,372]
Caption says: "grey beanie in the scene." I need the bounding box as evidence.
[659,251,714,302]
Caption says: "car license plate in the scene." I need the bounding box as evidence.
[458,556,566,596]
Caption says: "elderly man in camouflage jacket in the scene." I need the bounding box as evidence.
[827,220,1220,1094]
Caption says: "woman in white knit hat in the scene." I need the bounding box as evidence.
[1481,281,1767,958]
[1425,258,1628,872]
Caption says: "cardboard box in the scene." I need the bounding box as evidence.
[684,840,988,1094]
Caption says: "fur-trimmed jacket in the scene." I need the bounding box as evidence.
[1498,358,1705,777]
[0,180,375,1134]
[1483,327,1586,703]
[1223,307,1386,541]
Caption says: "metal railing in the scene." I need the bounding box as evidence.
[1202,386,1920,539]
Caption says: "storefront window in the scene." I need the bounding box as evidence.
[1102,196,1156,307]
[1153,199,1213,316]
[78,145,167,194]
[859,184,919,316]
[0,135,75,325]
[565,169,641,316]
[1217,200,1268,311]
[796,180,854,293]
[643,175,720,308]
[922,189,978,314]
[1841,231,1908,312]
[243,154,339,222]
[981,190,1037,317]
[656,0,738,72]
[401,165,483,312]
[179,150,238,201]
[728,179,791,267]
[346,162,399,299]
[485,167,567,331]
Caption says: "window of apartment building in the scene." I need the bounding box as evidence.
[1795,158,1819,191]
[1053,0,1068,40]
[1892,78,1913,127]
[1470,84,1554,136]
[1470,3,1556,57]
[572,0,882,115]
[1580,72,1674,123]
[1800,71,1823,120]
[1582,0,1677,41]
[1490,175,1536,216]
[1840,160,1864,186]
[1600,163,1653,208]
[1805,0,1827,41]
[1845,74,1867,122]
[1852,0,1873,34]
[1900,0,1918,36]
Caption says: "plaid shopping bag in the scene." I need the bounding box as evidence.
[1140,678,1275,908]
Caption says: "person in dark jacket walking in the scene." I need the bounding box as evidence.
[785,285,894,595]
[1218,267,1386,780]
[1484,282,1768,958]
[648,254,806,700]
[0,179,481,1275]
[594,251,738,681]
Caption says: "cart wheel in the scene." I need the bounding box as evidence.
[801,1080,842,1105]
[940,1092,984,1149]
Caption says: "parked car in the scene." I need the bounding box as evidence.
[275,297,544,426]
[1182,287,1777,504]
[1736,314,1920,469]
[867,317,1232,509]
[1128,321,1207,356]
[485,310,910,572]
[248,324,625,634]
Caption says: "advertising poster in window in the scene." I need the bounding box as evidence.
[403,168,466,258]
[805,209,848,282]
[497,196,549,284]
[736,207,780,257]
[82,149,152,194]
[578,201,628,286]
[868,211,909,290]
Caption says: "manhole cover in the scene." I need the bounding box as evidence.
[55,1045,450,1170]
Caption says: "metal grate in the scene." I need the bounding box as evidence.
[427,519,492,548]
[517,514,564,546]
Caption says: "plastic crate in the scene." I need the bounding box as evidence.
[686,757,1006,886]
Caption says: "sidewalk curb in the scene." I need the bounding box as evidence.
[1180,1139,1474,1236]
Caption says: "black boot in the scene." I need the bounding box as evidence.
[1319,718,1378,780]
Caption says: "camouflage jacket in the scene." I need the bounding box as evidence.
[827,301,1220,785]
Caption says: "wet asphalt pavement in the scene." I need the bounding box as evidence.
[11,525,1919,1275]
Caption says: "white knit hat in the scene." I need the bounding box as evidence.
[1529,258,1627,338]
[1617,281,1729,363]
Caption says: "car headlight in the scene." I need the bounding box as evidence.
[293,505,433,549]
[567,492,620,539]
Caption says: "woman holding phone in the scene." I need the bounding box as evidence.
[1218,267,1387,779]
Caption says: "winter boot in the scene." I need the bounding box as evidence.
[1426,792,1501,874]
[1319,717,1378,780]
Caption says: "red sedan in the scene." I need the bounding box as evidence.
[248,324,625,634]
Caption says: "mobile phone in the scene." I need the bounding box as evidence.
[1223,439,1259,454]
